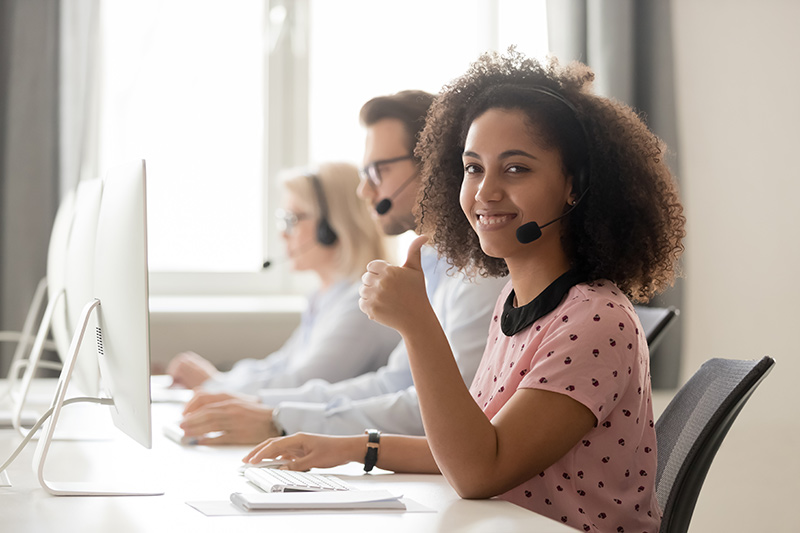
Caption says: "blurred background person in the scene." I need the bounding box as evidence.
[166,162,400,393]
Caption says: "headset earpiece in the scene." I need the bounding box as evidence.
[316,218,337,246]
[309,174,338,247]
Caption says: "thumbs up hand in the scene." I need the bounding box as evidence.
[359,235,432,334]
[401,234,428,272]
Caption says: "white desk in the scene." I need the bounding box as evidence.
[0,382,571,533]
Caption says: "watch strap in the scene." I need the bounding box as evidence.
[363,428,381,473]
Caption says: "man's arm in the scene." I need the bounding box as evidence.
[270,274,507,436]
[257,340,413,404]
[273,386,425,435]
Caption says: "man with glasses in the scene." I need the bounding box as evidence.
[179,91,506,442]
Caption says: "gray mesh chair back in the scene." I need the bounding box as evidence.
[635,305,678,351]
[655,356,775,533]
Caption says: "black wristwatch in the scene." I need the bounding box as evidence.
[363,429,381,473]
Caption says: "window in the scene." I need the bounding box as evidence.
[99,1,266,274]
[308,0,549,164]
[98,0,548,295]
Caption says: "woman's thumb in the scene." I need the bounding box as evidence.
[402,235,429,271]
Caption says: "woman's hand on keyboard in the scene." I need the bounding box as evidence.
[179,391,281,445]
[243,432,364,471]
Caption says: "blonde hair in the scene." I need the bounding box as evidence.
[282,162,387,280]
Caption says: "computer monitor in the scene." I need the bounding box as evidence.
[47,190,78,366]
[62,178,102,397]
[92,160,152,449]
[3,188,74,390]
[11,180,103,436]
[31,160,160,496]
[2,189,74,430]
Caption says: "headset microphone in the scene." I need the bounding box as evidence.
[516,186,589,244]
[374,199,392,216]
[375,174,418,215]
[516,207,573,244]
[262,242,316,269]
[262,239,319,269]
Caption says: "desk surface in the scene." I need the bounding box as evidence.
[0,381,571,533]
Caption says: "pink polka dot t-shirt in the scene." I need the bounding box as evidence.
[469,277,661,533]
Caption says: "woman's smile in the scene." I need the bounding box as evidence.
[476,211,518,230]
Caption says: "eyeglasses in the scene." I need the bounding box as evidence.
[359,154,415,188]
[275,208,311,235]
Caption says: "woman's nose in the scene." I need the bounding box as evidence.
[474,172,503,203]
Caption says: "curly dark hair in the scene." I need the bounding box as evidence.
[416,49,685,303]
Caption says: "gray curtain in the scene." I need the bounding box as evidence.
[0,0,60,375]
[546,0,683,389]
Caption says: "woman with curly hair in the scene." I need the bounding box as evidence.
[243,50,684,533]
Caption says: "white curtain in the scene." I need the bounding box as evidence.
[546,0,683,389]
[60,0,101,191]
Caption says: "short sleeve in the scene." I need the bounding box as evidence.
[519,295,639,423]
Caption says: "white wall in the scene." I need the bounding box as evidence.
[672,0,800,530]
[149,299,301,374]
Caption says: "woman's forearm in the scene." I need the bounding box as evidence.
[398,318,502,496]
[375,435,440,474]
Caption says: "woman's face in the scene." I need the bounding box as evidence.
[279,189,337,274]
[459,107,575,263]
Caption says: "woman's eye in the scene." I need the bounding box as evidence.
[464,163,482,175]
[507,165,529,174]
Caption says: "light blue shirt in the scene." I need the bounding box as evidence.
[260,246,508,435]
[202,280,400,394]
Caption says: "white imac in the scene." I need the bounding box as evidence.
[62,179,103,397]
[11,180,103,436]
[1,190,75,393]
[31,160,160,496]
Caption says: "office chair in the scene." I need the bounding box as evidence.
[654,356,775,533]
[635,305,679,351]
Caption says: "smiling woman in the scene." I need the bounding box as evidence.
[242,49,685,533]
[460,108,576,287]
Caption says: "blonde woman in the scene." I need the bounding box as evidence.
[167,162,400,401]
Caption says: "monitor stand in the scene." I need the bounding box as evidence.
[12,288,65,437]
[31,299,163,496]
[0,277,50,398]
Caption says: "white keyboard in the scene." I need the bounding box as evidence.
[243,467,353,493]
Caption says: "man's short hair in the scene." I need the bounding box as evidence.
[359,90,436,156]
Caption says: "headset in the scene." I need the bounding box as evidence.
[514,86,592,244]
[308,174,338,246]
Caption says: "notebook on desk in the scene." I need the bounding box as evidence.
[230,490,406,511]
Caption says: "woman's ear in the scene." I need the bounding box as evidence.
[565,173,577,206]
